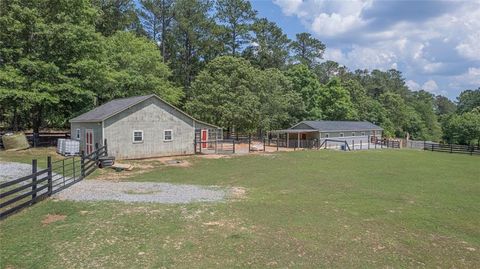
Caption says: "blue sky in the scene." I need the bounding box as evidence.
[251,0,480,99]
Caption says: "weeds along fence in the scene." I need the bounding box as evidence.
[0,141,108,219]
[424,142,480,156]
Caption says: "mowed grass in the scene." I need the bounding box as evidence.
[0,149,479,268]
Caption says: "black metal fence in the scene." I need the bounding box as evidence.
[424,142,480,155]
[0,140,108,219]
[194,139,236,154]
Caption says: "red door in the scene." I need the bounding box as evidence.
[201,129,208,149]
[85,129,94,154]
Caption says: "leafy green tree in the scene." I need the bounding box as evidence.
[256,69,303,131]
[456,88,480,113]
[0,0,103,131]
[242,18,290,69]
[314,60,348,84]
[138,0,174,61]
[92,0,140,36]
[290,32,325,68]
[356,69,410,99]
[319,78,357,120]
[169,0,216,91]
[185,56,260,133]
[435,95,456,116]
[285,64,323,119]
[443,111,480,145]
[101,31,183,104]
[409,90,442,141]
[378,92,410,137]
[216,0,256,56]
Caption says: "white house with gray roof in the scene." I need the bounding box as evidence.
[70,94,220,159]
[270,120,383,149]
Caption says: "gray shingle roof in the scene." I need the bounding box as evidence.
[291,121,383,131]
[70,95,153,122]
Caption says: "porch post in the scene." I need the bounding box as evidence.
[276,132,279,151]
[297,133,300,148]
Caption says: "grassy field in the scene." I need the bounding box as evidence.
[0,149,479,268]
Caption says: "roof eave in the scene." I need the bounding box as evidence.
[69,119,103,123]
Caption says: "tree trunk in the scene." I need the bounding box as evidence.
[11,106,18,131]
[161,0,166,62]
[32,105,43,133]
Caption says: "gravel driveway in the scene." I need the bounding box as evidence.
[55,180,227,204]
[0,162,33,182]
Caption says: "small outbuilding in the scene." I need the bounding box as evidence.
[270,120,383,149]
[70,95,221,159]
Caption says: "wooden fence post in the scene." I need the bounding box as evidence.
[248,135,251,153]
[263,137,266,152]
[276,133,279,151]
[352,140,355,151]
[32,159,37,200]
[450,144,453,153]
[47,156,52,195]
[80,151,85,178]
[104,139,108,155]
[232,139,235,154]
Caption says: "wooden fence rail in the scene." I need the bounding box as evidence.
[0,157,52,219]
[424,142,480,155]
[0,139,108,219]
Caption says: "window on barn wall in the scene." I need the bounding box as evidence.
[164,130,173,141]
[361,132,365,136]
[325,133,329,138]
[352,132,355,137]
[340,133,344,137]
[133,130,143,143]
[75,129,81,140]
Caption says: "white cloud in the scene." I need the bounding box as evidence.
[273,0,480,98]
[422,80,439,93]
[451,67,480,88]
[406,80,421,91]
[272,0,303,16]
[311,13,365,37]
[456,32,480,60]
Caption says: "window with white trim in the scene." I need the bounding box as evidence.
[164,130,173,141]
[361,132,366,136]
[352,132,355,137]
[339,133,344,137]
[133,130,143,143]
[75,128,81,140]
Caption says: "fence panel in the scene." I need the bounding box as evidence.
[0,140,109,219]
[194,140,236,154]
[424,142,480,155]
[0,158,52,219]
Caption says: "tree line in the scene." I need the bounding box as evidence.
[0,0,479,145]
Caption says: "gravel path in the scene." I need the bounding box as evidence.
[0,161,33,182]
[55,180,227,204]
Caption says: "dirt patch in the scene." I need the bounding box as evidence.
[229,187,247,200]
[94,161,160,181]
[162,159,191,167]
[41,214,66,225]
[196,154,230,159]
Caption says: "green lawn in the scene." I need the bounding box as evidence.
[1,149,479,268]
